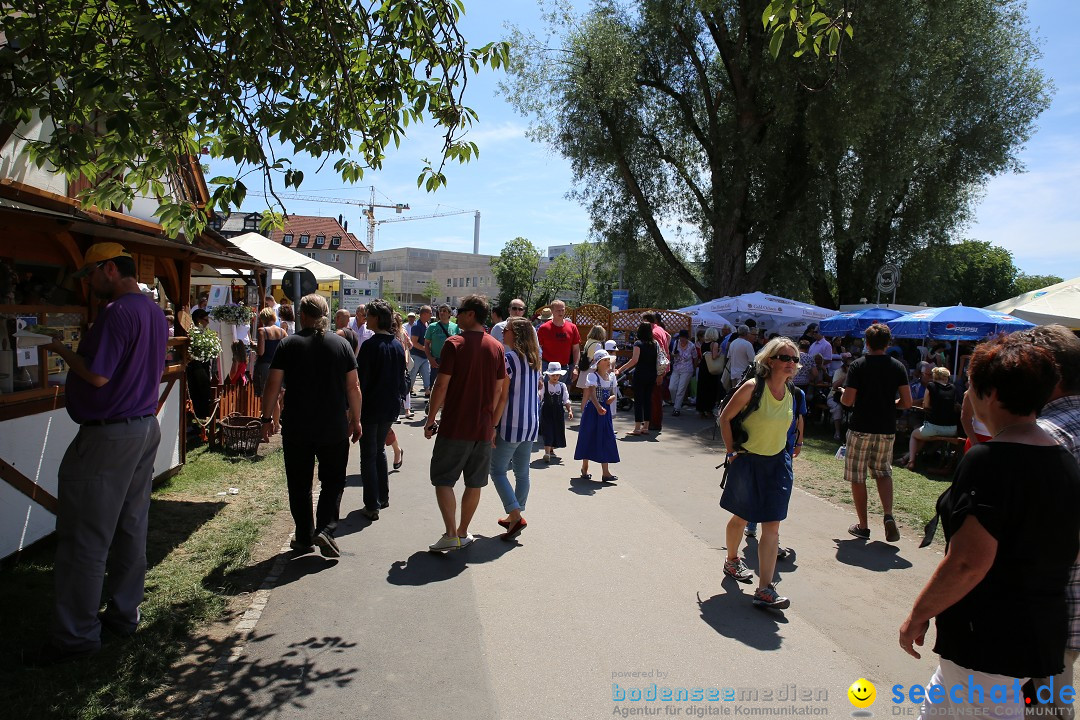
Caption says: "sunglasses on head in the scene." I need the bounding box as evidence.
[772,354,799,363]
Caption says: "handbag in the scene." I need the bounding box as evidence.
[654,340,670,374]
[704,347,725,376]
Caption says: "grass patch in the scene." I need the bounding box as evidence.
[796,426,949,543]
[0,445,286,720]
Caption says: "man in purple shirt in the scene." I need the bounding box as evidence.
[31,243,168,665]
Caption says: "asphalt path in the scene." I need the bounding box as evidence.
[205,400,944,719]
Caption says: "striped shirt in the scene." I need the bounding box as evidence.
[1037,394,1080,651]
[499,350,541,443]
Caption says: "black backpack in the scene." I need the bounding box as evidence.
[715,363,764,449]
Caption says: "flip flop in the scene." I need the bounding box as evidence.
[502,517,528,541]
[579,472,592,480]
[602,475,618,483]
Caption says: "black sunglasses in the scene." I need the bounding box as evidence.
[509,306,525,312]
[772,354,799,363]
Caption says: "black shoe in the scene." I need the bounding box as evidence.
[393,450,404,470]
[776,547,793,561]
[358,507,380,521]
[314,530,341,558]
[99,609,139,638]
[379,501,390,509]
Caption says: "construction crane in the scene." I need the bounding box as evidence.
[379,208,482,254]
[245,187,409,253]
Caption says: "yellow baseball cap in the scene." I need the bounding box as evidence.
[73,242,133,277]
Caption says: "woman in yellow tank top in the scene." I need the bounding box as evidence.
[717,337,804,610]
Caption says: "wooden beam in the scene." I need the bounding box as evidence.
[0,457,58,515]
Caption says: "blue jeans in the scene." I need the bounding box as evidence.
[408,355,430,392]
[490,436,533,513]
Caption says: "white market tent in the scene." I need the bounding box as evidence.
[677,292,835,337]
[230,232,359,284]
[985,276,1080,330]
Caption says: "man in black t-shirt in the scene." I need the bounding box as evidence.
[261,294,362,559]
[840,323,912,542]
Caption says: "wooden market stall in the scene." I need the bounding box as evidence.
[0,129,263,560]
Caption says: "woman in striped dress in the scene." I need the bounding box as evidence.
[490,317,543,541]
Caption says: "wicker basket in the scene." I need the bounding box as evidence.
[219,413,262,457]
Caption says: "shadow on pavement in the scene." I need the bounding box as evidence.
[386,538,515,586]
[208,634,359,718]
[568,476,617,496]
[833,539,913,572]
[334,508,375,538]
[697,586,788,650]
[274,554,340,587]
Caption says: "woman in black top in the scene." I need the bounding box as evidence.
[900,334,1080,716]
[355,299,406,519]
[615,322,658,436]
[903,366,960,470]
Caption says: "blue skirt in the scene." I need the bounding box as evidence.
[574,402,620,463]
[719,450,793,523]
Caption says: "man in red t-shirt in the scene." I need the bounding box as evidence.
[424,294,509,552]
[536,300,582,384]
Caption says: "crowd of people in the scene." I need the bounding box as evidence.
[29,258,1080,720]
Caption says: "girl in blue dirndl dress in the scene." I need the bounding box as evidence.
[574,350,620,481]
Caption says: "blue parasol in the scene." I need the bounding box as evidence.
[818,307,907,337]
[884,304,1034,341]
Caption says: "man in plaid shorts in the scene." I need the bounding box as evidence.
[840,323,911,542]
[1026,324,1080,720]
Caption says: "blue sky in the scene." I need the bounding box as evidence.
[211,0,1079,281]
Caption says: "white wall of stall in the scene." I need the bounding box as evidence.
[0,379,182,560]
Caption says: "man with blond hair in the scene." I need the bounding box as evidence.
[262,294,362,559]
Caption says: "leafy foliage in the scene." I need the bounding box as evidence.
[187,326,222,363]
[762,0,854,65]
[898,240,1056,308]
[209,303,254,326]
[491,237,543,311]
[502,0,1049,308]
[1013,273,1063,296]
[1,0,509,239]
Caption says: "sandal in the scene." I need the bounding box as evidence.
[602,475,618,483]
[579,472,592,480]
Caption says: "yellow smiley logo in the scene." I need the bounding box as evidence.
[847,678,876,709]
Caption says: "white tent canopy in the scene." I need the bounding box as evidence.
[985,276,1080,330]
[228,232,359,284]
[677,292,834,337]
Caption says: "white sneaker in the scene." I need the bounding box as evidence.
[429,534,461,552]
[458,533,475,548]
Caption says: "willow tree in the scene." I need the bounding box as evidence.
[1,0,508,238]
[503,0,1048,306]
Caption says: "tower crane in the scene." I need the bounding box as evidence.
[379,208,482,254]
[245,187,409,253]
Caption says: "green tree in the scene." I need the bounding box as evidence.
[899,240,1018,308]
[1013,273,1063,296]
[421,280,443,304]
[1,0,509,239]
[503,0,1048,308]
[491,237,542,311]
[536,253,576,308]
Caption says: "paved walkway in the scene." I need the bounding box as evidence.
[204,405,943,718]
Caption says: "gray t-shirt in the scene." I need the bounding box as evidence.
[727,337,756,380]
